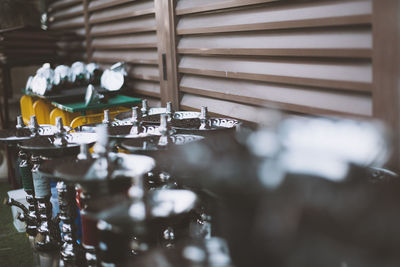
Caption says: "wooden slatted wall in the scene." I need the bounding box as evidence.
[48,0,87,63]
[87,0,161,106]
[173,0,372,123]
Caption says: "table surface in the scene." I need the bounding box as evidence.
[51,94,141,113]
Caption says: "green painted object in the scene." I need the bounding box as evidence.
[51,95,141,113]
[19,162,33,191]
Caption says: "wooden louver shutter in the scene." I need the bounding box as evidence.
[174,0,372,123]
[87,0,161,107]
[48,0,87,62]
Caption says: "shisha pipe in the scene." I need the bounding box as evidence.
[4,115,76,240]
[32,117,72,252]
[56,144,91,266]
[17,117,92,253]
[4,116,43,237]
[52,125,156,266]
[34,133,96,266]
[31,153,60,251]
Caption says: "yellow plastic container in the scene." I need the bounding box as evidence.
[32,99,53,124]
[20,95,35,125]
[70,107,129,129]
[49,108,80,126]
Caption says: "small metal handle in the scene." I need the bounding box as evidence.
[162,53,167,81]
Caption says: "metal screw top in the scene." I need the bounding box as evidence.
[158,114,172,146]
[18,150,28,159]
[16,116,25,129]
[131,107,139,123]
[141,99,148,115]
[142,141,149,149]
[54,117,68,146]
[93,125,108,155]
[102,109,110,125]
[199,106,211,130]
[159,172,171,183]
[166,102,173,114]
[29,115,39,130]
[129,107,142,135]
[31,154,41,164]
[159,114,168,134]
[77,144,90,160]
[55,117,65,132]
[200,106,208,120]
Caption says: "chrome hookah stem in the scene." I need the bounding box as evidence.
[31,155,59,251]
[20,150,38,237]
[57,181,83,266]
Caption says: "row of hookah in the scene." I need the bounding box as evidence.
[3,100,232,266]
[4,115,89,265]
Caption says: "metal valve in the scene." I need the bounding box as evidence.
[141,99,148,116]
[199,106,211,130]
[4,198,38,227]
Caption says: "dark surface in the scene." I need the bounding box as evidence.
[19,136,80,157]
[0,128,32,143]
[115,112,162,123]
[38,156,78,178]
[0,182,35,266]
[120,136,160,152]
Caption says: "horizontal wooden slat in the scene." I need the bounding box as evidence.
[90,13,156,37]
[178,48,371,59]
[92,49,158,64]
[179,75,372,116]
[49,15,85,30]
[50,10,84,23]
[49,23,85,30]
[92,43,157,50]
[128,95,161,106]
[57,45,85,52]
[0,31,58,41]
[176,0,278,15]
[127,65,160,81]
[178,15,371,35]
[179,56,372,92]
[177,27,372,58]
[91,26,156,38]
[52,31,86,40]
[0,49,56,56]
[0,41,58,49]
[127,80,161,98]
[92,32,157,46]
[57,51,86,58]
[180,93,278,125]
[89,9,155,25]
[177,0,371,34]
[48,0,82,13]
[89,0,134,12]
[93,57,158,65]
[89,1,155,25]
[49,3,84,22]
